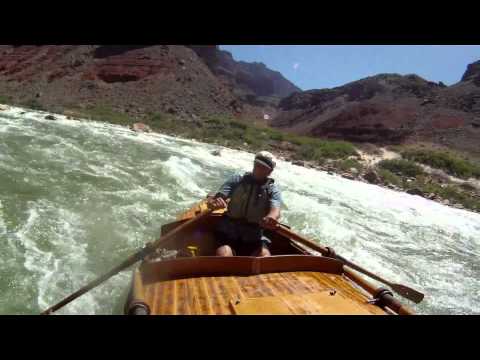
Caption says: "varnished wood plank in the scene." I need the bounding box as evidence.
[231,296,297,315]
[151,281,160,314]
[253,274,276,297]
[176,279,190,315]
[227,276,246,302]
[210,277,230,315]
[205,276,225,315]
[144,271,390,315]
[189,278,207,315]
[230,290,379,315]
[155,282,167,315]
[144,284,154,311]
[200,277,214,315]
[255,274,280,298]
[235,275,264,298]
[289,272,328,293]
[308,272,385,315]
[278,272,316,295]
[263,272,296,295]
[217,277,237,313]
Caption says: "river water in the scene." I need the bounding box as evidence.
[1,106,479,315]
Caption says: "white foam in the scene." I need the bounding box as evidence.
[162,156,207,197]
[15,201,99,314]
[0,201,6,239]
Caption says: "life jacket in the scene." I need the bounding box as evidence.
[226,173,274,224]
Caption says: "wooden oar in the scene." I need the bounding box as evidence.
[41,208,213,315]
[273,224,425,304]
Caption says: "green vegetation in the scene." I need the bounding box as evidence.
[336,158,363,172]
[146,113,358,161]
[268,131,285,142]
[0,95,12,104]
[402,149,480,179]
[377,168,402,187]
[372,155,480,212]
[21,98,46,111]
[12,101,358,163]
[313,140,358,159]
[406,180,480,212]
[294,140,358,163]
[378,159,424,178]
[77,104,133,126]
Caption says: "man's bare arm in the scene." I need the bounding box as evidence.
[260,207,281,229]
[266,207,281,221]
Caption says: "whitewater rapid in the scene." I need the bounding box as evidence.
[0,105,479,314]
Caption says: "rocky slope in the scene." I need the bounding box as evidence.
[1,45,479,158]
[188,46,300,100]
[0,45,299,122]
[272,63,480,157]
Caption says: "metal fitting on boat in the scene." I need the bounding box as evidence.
[127,300,151,315]
[137,242,155,260]
[368,287,394,306]
[325,247,336,258]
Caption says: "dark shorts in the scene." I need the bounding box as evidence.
[214,216,271,256]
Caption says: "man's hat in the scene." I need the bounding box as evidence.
[254,151,276,170]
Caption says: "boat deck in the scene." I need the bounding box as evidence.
[124,201,412,315]
[134,256,389,315]
[142,271,386,315]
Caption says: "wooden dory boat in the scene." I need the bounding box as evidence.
[124,201,415,315]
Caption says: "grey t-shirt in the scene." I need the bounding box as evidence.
[216,173,283,209]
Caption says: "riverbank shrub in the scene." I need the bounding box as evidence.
[0,95,12,104]
[378,159,424,178]
[336,159,363,172]
[410,181,480,211]
[21,98,46,111]
[402,149,480,179]
[377,168,402,186]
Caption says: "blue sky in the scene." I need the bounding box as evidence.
[220,45,480,91]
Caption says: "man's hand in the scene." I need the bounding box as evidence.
[207,197,228,211]
[260,215,278,230]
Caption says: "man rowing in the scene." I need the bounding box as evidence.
[207,151,283,257]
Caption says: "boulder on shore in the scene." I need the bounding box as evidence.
[460,182,478,191]
[363,170,381,184]
[407,188,424,196]
[130,122,152,133]
[292,160,305,167]
[274,141,296,151]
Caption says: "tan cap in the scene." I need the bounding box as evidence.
[254,151,276,170]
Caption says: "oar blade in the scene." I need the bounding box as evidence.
[391,283,424,304]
